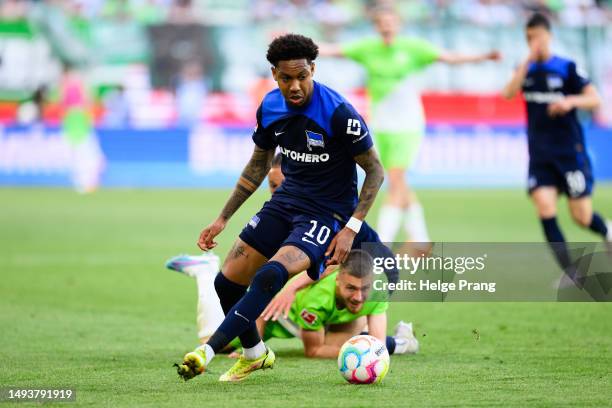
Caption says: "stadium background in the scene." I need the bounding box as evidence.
[1,0,612,188]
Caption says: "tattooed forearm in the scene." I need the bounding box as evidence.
[219,146,274,221]
[352,148,384,220]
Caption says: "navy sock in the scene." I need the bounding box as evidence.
[213,272,260,348]
[208,261,289,352]
[386,336,396,355]
[540,217,572,270]
[589,212,608,238]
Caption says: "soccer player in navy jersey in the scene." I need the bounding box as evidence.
[175,34,385,382]
[502,13,611,284]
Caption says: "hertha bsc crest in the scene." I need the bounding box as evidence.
[305,130,325,151]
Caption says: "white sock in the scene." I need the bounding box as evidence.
[197,344,215,364]
[195,273,225,340]
[243,340,266,360]
[377,205,403,242]
[403,203,430,242]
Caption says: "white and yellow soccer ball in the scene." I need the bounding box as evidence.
[337,335,390,384]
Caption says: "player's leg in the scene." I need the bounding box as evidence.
[165,253,225,343]
[564,167,610,242]
[375,130,404,242]
[176,203,292,380]
[213,245,312,381]
[399,130,429,244]
[215,215,337,380]
[531,185,581,284]
[529,158,577,271]
[376,130,429,243]
[175,241,268,380]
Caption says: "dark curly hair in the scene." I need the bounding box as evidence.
[526,12,551,31]
[266,34,319,67]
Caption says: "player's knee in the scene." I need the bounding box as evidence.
[213,272,226,295]
[570,208,591,227]
[214,272,244,297]
[534,200,556,218]
[252,261,289,295]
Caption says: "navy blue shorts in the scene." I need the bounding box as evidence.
[528,155,594,198]
[239,198,341,280]
[304,220,399,289]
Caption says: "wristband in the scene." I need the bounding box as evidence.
[345,217,363,234]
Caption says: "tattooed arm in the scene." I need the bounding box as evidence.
[198,145,275,250]
[220,146,274,220]
[351,147,385,220]
[326,147,384,264]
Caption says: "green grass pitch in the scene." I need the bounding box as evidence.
[1,187,611,407]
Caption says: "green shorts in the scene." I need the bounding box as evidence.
[374,129,423,171]
[62,108,92,146]
[228,320,295,349]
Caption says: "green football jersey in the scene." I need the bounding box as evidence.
[288,270,388,332]
[341,37,439,105]
[229,271,388,349]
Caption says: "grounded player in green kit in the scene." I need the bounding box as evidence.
[321,7,500,245]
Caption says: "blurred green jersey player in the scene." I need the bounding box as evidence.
[320,6,500,244]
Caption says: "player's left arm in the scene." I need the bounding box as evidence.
[549,63,601,117]
[366,313,387,343]
[326,105,384,265]
[326,147,384,265]
[437,50,501,65]
[353,148,385,220]
[548,84,601,117]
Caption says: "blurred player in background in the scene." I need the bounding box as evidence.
[60,64,105,194]
[175,34,385,382]
[167,250,417,359]
[502,13,611,284]
[320,6,500,244]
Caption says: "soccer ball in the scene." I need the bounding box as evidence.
[337,335,390,384]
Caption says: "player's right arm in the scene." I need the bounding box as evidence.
[198,107,276,250]
[502,41,543,99]
[501,61,530,100]
[261,271,314,321]
[301,329,342,358]
[198,145,274,250]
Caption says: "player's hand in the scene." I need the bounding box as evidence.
[262,288,296,321]
[197,217,226,251]
[527,40,544,63]
[548,97,574,117]
[325,227,357,266]
[486,50,502,61]
[320,264,337,279]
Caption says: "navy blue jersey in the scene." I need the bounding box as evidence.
[252,81,373,219]
[522,56,590,161]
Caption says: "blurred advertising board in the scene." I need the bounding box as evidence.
[0,124,610,188]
